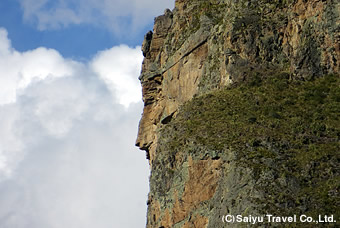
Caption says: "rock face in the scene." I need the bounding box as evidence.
[136,0,339,227]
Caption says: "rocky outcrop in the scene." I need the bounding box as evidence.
[148,73,340,227]
[136,0,339,227]
[136,0,339,164]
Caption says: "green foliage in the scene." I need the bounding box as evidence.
[198,1,227,25]
[162,73,340,219]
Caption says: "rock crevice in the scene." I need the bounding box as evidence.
[136,0,339,227]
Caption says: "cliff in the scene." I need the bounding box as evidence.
[136,0,340,227]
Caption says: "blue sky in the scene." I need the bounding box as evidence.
[0,0,115,59]
[0,0,171,60]
[0,0,174,227]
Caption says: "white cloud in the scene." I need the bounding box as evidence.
[0,104,23,179]
[0,27,142,107]
[91,45,143,106]
[18,0,174,35]
[0,29,12,55]
[0,28,149,227]
[0,28,80,104]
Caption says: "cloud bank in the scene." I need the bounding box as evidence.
[18,0,174,35]
[0,27,149,227]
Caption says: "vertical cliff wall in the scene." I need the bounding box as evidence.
[136,0,339,227]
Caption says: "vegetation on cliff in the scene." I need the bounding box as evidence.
[138,0,339,226]
[159,72,339,225]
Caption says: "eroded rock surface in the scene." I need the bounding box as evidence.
[136,0,339,164]
[136,0,339,227]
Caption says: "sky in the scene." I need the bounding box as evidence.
[0,0,174,227]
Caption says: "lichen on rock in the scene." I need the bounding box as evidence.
[135,0,340,227]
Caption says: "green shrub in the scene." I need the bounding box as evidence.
[162,73,340,219]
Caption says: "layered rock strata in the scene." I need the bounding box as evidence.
[135,0,339,227]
